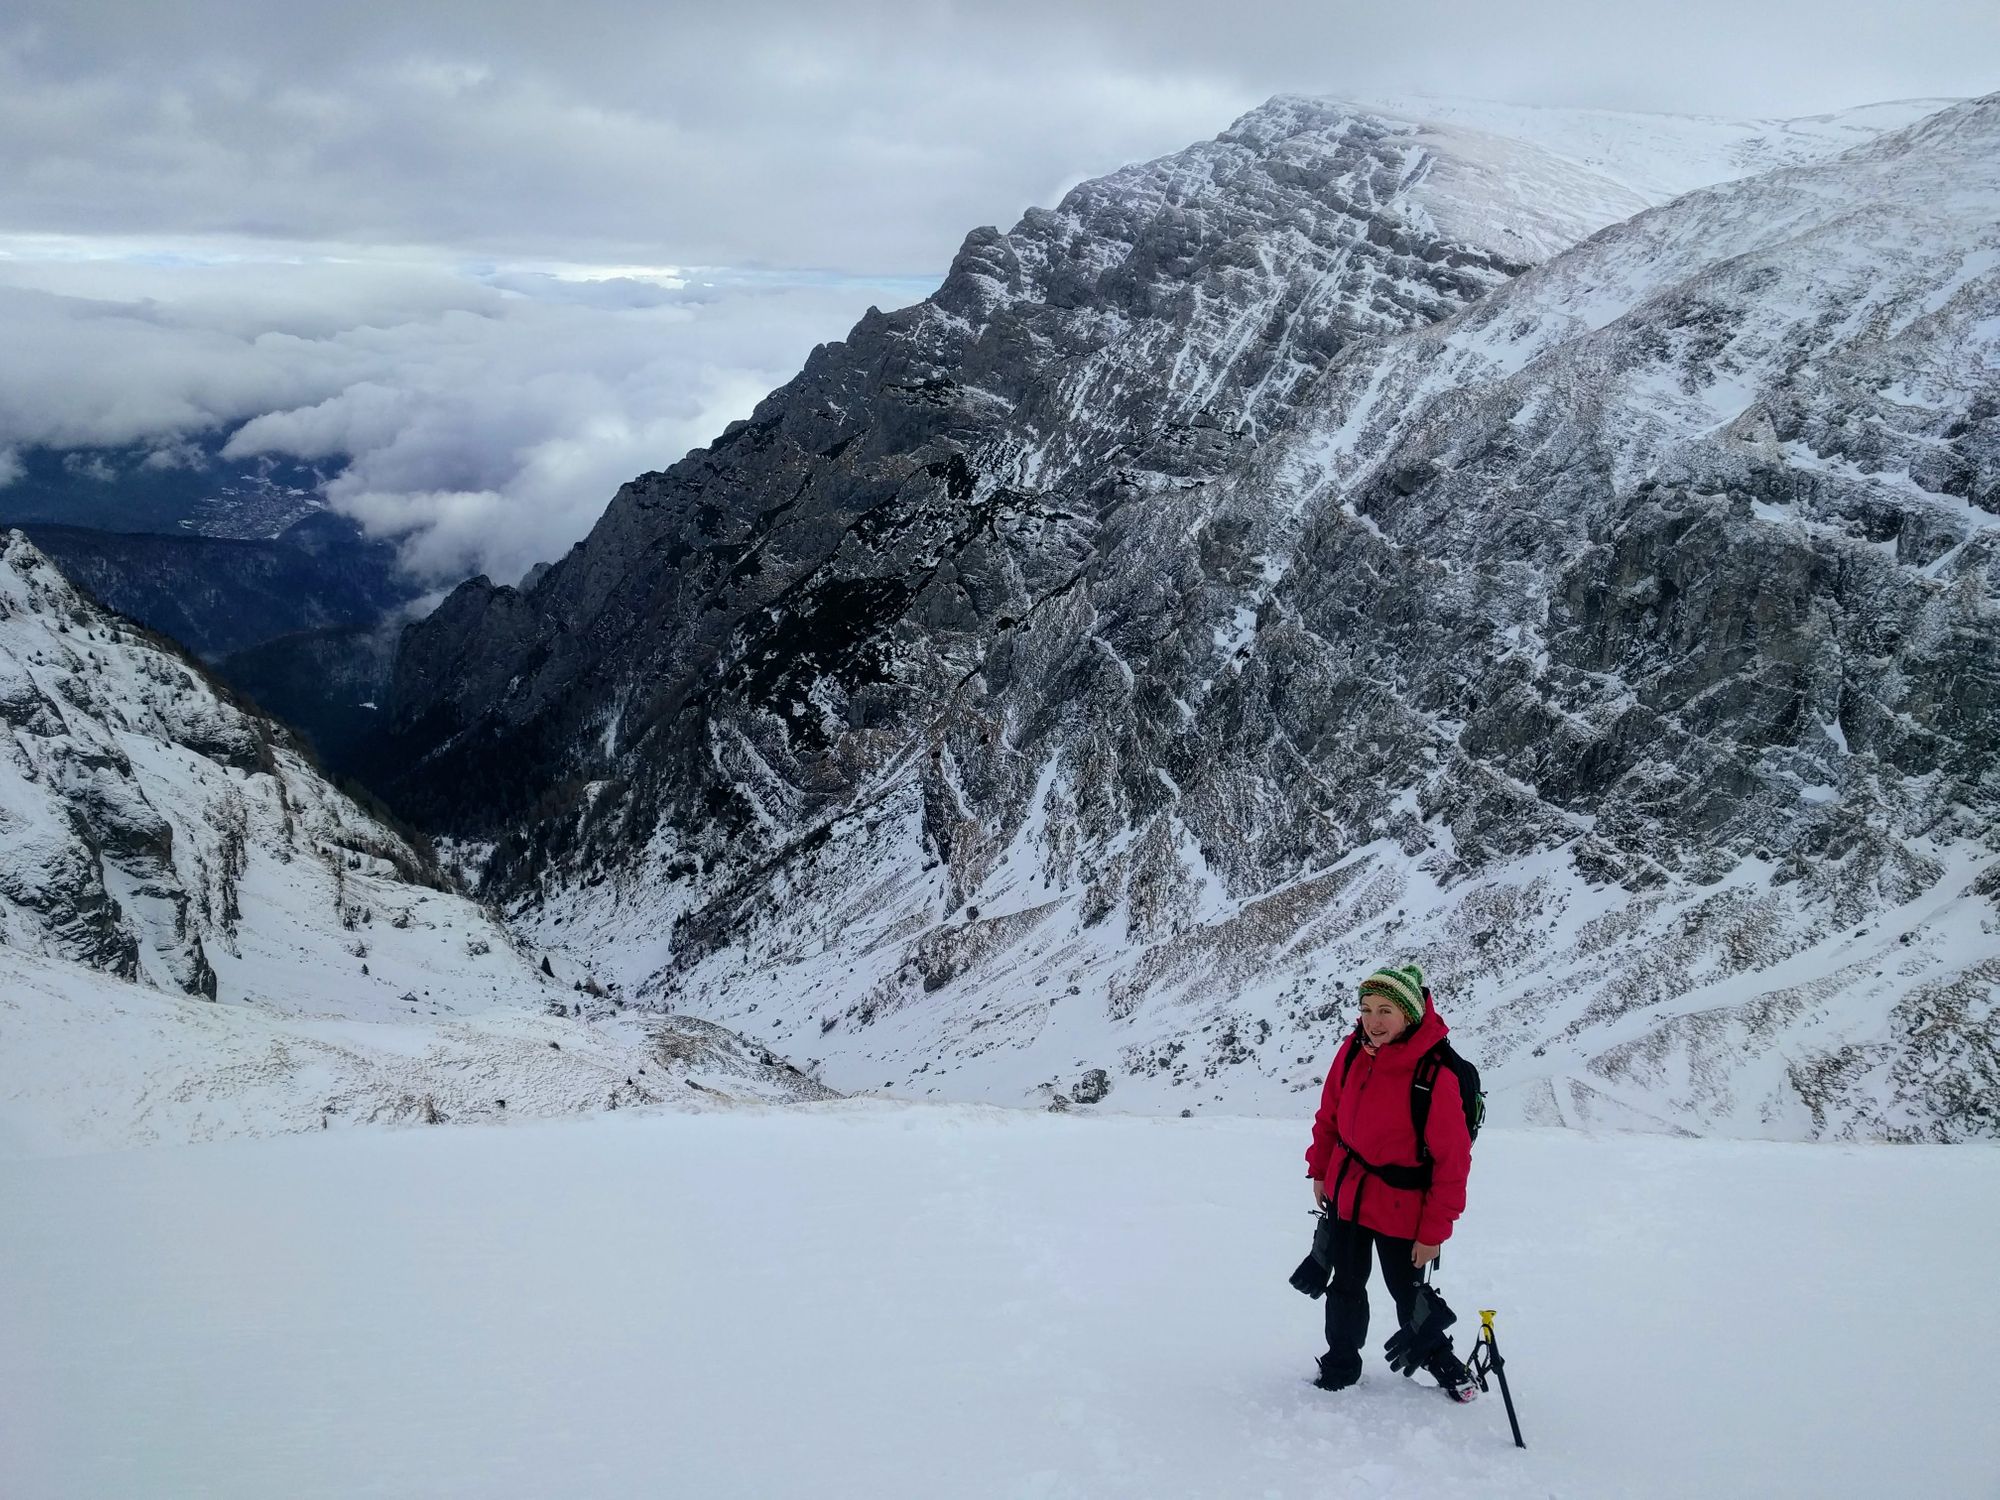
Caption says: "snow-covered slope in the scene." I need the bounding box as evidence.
[1271,95,2000,526]
[0,530,832,1151]
[5,1105,1995,1498]
[0,528,522,1007]
[0,944,833,1157]
[1346,94,1961,204]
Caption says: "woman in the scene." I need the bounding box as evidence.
[1303,962,1478,1400]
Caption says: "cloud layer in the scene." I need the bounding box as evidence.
[0,253,927,583]
[2,1,1993,588]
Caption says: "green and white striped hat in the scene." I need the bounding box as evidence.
[1358,963,1426,1025]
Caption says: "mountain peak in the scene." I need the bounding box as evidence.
[367,97,1997,1141]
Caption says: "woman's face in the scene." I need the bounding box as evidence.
[1358,994,1411,1048]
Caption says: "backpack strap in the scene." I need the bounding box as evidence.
[1410,1041,1450,1169]
[1338,1026,1364,1085]
[1339,1024,1447,1175]
[1407,986,1453,1168]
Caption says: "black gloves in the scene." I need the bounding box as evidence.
[1288,1207,1339,1298]
[1382,1280,1458,1375]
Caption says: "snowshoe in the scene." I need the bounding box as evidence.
[1424,1345,1480,1404]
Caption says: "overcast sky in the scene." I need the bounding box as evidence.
[3,1,1995,583]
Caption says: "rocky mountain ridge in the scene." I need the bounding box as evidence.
[381,94,1913,844]
[380,95,1999,1140]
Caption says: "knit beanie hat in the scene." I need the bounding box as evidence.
[1358,963,1426,1026]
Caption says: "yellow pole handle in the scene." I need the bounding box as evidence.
[1480,1309,1497,1334]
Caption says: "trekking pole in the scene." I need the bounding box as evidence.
[1474,1309,1526,1449]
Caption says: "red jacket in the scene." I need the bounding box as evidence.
[1304,997,1471,1246]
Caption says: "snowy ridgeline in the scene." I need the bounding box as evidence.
[1340,93,1959,203]
[3,1106,1995,1500]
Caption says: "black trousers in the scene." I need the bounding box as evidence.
[1321,1215,1421,1378]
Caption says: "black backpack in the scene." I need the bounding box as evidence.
[1410,1038,1485,1162]
[1339,989,1485,1169]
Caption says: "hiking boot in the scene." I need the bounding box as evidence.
[1313,1353,1361,1391]
[1424,1346,1480,1403]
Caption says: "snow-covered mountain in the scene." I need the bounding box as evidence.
[0,530,829,1150]
[0,528,493,1003]
[376,95,1711,834]
[369,95,1997,1142]
[8,92,1994,1500]
[1343,95,1960,204]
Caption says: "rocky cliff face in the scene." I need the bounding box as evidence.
[380,96,1999,1140]
[0,527,518,1007]
[379,99,1673,835]
[0,528,836,1149]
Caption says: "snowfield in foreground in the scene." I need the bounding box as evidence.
[4,1107,1994,1500]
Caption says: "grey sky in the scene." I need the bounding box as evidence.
[10,1,1995,273]
[1,2,1994,584]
